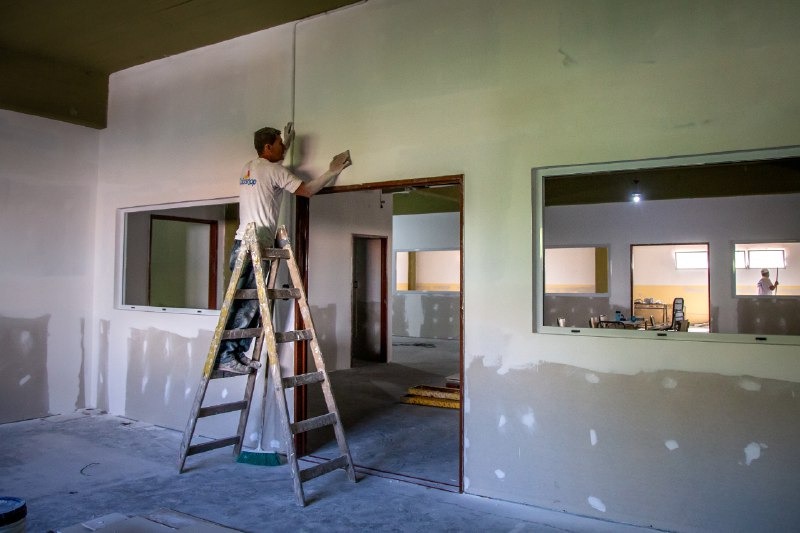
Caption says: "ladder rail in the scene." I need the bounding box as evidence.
[178,239,253,472]
[276,226,357,483]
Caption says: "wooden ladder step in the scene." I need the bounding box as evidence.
[260,247,291,259]
[291,412,337,435]
[221,327,262,340]
[282,371,325,389]
[211,368,256,379]
[186,436,240,456]
[299,456,350,482]
[236,288,301,300]
[198,401,248,418]
[275,329,314,343]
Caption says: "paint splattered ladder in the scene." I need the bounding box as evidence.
[177,223,356,506]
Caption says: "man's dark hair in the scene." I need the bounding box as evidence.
[254,127,281,153]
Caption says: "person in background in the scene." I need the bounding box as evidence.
[216,122,351,373]
[756,268,779,295]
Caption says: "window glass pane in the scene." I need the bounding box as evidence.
[734,243,796,296]
[675,251,708,269]
[121,201,237,310]
[748,249,786,269]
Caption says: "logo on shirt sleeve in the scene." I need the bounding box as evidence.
[240,169,257,186]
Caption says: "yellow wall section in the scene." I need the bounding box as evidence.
[633,285,709,324]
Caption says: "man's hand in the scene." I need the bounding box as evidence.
[294,150,352,198]
[329,150,352,173]
[283,122,295,151]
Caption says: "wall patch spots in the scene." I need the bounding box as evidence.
[665,440,679,451]
[18,374,31,386]
[495,469,506,479]
[590,429,598,446]
[585,373,600,384]
[521,409,536,431]
[164,375,172,404]
[739,379,762,392]
[662,377,678,389]
[184,386,191,398]
[221,388,229,399]
[588,496,606,512]
[498,414,507,431]
[744,442,767,466]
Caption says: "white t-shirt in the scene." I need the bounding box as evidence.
[756,277,774,295]
[235,158,302,242]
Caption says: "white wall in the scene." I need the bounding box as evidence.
[308,190,393,370]
[0,109,99,422]
[392,212,460,339]
[92,27,299,436]
[294,2,800,530]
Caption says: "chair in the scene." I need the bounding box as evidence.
[666,298,685,330]
[672,298,685,325]
[677,320,690,332]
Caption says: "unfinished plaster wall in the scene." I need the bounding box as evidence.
[291,1,800,530]
[467,360,800,532]
[0,109,99,423]
[93,26,300,442]
[308,190,393,371]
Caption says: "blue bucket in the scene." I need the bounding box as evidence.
[0,497,26,532]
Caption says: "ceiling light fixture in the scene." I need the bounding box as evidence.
[631,179,642,203]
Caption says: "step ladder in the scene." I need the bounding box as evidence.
[177,223,357,506]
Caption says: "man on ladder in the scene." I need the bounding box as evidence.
[178,122,356,505]
[217,122,351,374]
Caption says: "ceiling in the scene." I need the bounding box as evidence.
[0,0,360,128]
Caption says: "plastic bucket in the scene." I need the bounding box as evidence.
[0,497,26,533]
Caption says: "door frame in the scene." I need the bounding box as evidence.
[293,174,464,491]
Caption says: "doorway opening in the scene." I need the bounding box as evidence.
[351,235,388,366]
[631,243,710,331]
[294,175,464,492]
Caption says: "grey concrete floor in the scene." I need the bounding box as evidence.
[0,411,657,532]
[309,337,460,488]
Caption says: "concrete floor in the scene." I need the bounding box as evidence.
[0,410,662,532]
[309,337,460,488]
[0,338,656,532]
